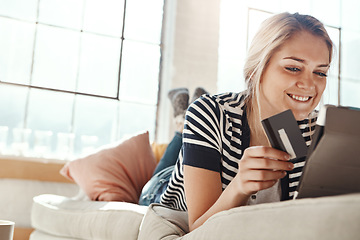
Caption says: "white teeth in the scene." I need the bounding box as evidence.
[289,94,310,102]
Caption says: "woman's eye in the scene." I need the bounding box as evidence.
[314,72,328,77]
[285,67,300,72]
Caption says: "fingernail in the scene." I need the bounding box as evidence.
[285,155,290,160]
[288,163,294,169]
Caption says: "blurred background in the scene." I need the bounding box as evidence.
[0,0,358,159]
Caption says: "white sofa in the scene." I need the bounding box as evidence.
[4,148,360,240]
[30,192,360,240]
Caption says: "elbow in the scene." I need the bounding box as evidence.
[188,219,202,232]
[188,222,195,232]
[188,224,196,232]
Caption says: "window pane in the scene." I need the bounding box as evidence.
[247,9,272,47]
[0,85,28,147]
[83,0,124,37]
[322,26,340,106]
[217,1,248,93]
[32,25,80,91]
[124,0,163,43]
[0,0,38,22]
[118,101,156,142]
[119,40,160,104]
[311,0,340,27]
[341,78,360,108]
[321,75,338,106]
[247,0,281,14]
[26,89,74,133]
[38,0,84,30]
[0,0,163,158]
[279,0,312,15]
[77,33,121,97]
[341,30,360,80]
[342,0,360,31]
[0,17,35,84]
[73,95,118,156]
[0,85,27,128]
[326,26,340,77]
[26,89,74,155]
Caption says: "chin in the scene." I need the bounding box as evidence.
[288,103,318,121]
[292,110,312,121]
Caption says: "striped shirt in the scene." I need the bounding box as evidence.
[160,92,317,210]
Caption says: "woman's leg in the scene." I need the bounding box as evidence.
[138,132,182,206]
[139,165,174,206]
[152,131,182,176]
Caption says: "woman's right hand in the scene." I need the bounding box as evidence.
[234,146,294,196]
[185,146,294,232]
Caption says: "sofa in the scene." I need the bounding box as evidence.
[30,193,360,239]
[7,131,359,239]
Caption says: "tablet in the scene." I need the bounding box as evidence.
[294,105,360,199]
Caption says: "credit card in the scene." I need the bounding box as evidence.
[261,109,308,160]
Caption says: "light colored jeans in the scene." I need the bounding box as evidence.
[138,165,174,206]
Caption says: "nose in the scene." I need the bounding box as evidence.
[296,73,315,91]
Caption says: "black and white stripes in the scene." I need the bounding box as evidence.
[160,92,317,210]
[287,117,317,198]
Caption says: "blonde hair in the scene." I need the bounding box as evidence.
[243,12,333,138]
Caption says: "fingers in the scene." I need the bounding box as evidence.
[236,146,293,195]
[242,146,294,171]
[241,169,287,182]
[236,171,284,196]
[244,146,291,161]
[245,158,294,171]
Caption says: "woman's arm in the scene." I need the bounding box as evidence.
[184,146,293,231]
[184,165,248,231]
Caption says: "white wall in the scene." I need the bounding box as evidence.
[156,0,221,142]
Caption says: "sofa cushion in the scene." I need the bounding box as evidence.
[31,194,148,240]
[30,230,77,240]
[183,193,360,240]
[139,194,360,240]
[60,131,157,203]
[138,203,188,240]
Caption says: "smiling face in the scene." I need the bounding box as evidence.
[259,31,330,120]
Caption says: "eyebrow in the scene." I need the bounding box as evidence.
[283,56,329,68]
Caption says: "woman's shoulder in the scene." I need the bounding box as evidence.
[194,91,247,109]
[188,91,248,123]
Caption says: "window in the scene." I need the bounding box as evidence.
[0,0,164,159]
[218,0,360,109]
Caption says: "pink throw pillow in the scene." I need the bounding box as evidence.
[60,131,157,203]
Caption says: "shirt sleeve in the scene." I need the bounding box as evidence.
[182,95,222,172]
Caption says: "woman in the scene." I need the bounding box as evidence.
[160,12,333,231]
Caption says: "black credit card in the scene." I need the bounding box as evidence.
[261,109,308,161]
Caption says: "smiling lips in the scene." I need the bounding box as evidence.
[287,93,312,102]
